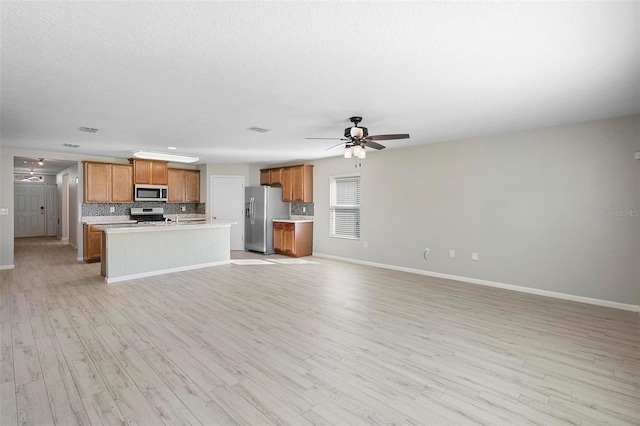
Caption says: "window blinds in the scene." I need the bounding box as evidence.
[330,175,360,239]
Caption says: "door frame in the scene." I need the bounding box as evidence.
[61,174,69,242]
[210,175,245,250]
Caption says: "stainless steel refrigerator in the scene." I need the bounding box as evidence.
[245,186,289,254]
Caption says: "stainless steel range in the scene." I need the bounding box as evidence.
[130,207,167,224]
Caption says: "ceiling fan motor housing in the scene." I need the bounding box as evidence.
[344,126,368,139]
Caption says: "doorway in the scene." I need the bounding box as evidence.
[211,175,245,250]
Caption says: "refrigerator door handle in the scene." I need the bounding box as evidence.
[250,197,254,224]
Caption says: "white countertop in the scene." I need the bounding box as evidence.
[273,219,314,223]
[95,221,236,234]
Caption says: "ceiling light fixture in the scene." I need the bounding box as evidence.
[132,151,199,163]
[38,158,45,166]
[167,147,177,150]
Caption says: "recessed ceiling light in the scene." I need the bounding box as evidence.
[133,151,199,163]
[167,147,177,150]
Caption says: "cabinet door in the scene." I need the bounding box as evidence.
[283,223,295,255]
[291,166,304,202]
[185,170,200,203]
[281,167,293,202]
[84,225,102,262]
[273,222,284,252]
[167,169,185,203]
[134,160,152,184]
[151,162,168,185]
[111,164,133,202]
[270,168,283,186]
[260,170,270,186]
[84,162,111,203]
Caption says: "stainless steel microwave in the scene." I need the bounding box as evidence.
[134,184,168,202]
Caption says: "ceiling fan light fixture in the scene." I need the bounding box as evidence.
[358,147,366,159]
[344,147,353,158]
[350,127,364,139]
[353,145,363,158]
[133,151,199,163]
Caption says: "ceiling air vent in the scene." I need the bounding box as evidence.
[78,126,99,133]
[247,126,269,133]
[63,143,80,148]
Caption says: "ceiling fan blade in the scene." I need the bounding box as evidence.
[365,133,410,141]
[305,137,349,140]
[326,141,350,151]
[363,141,386,150]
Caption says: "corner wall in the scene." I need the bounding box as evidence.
[310,115,640,306]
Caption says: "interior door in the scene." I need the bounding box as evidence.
[14,183,46,238]
[211,175,245,250]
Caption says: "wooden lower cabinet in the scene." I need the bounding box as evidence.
[83,224,103,263]
[273,221,313,257]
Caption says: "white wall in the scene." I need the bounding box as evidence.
[308,115,640,306]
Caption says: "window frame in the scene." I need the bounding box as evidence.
[329,173,361,240]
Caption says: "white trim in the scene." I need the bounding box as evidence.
[76,257,83,262]
[0,264,15,270]
[105,260,231,284]
[313,253,640,312]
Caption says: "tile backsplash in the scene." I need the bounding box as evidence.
[291,202,314,216]
[82,202,204,216]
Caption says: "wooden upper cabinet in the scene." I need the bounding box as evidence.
[151,161,168,185]
[168,168,200,203]
[167,168,185,203]
[270,168,283,186]
[84,162,133,203]
[111,164,134,202]
[259,164,313,202]
[281,167,293,201]
[260,170,270,186]
[291,165,313,202]
[84,162,111,203]
[133,159,168,185]
[185,170,200,202]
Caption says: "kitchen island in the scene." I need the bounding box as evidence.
[95,221,234,283]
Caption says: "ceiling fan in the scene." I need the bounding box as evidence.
[306,116,410,159]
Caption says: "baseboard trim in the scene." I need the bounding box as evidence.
[313,253,640,312]
[0,264,15,270]
[105,260,231,284]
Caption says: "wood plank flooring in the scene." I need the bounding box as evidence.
[1,237,638,425]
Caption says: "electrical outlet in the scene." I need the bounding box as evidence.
[109,206,115,213]
[449,250,455,258]
[181,206,186,212]
[364,241,368,248]
[303,206,306,213]
[472,252,479,261]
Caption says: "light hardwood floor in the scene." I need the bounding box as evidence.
[1,237,638,425]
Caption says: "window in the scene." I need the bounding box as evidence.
[330,174,360,239]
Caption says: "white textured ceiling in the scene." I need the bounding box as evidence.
[1,1,639,166]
